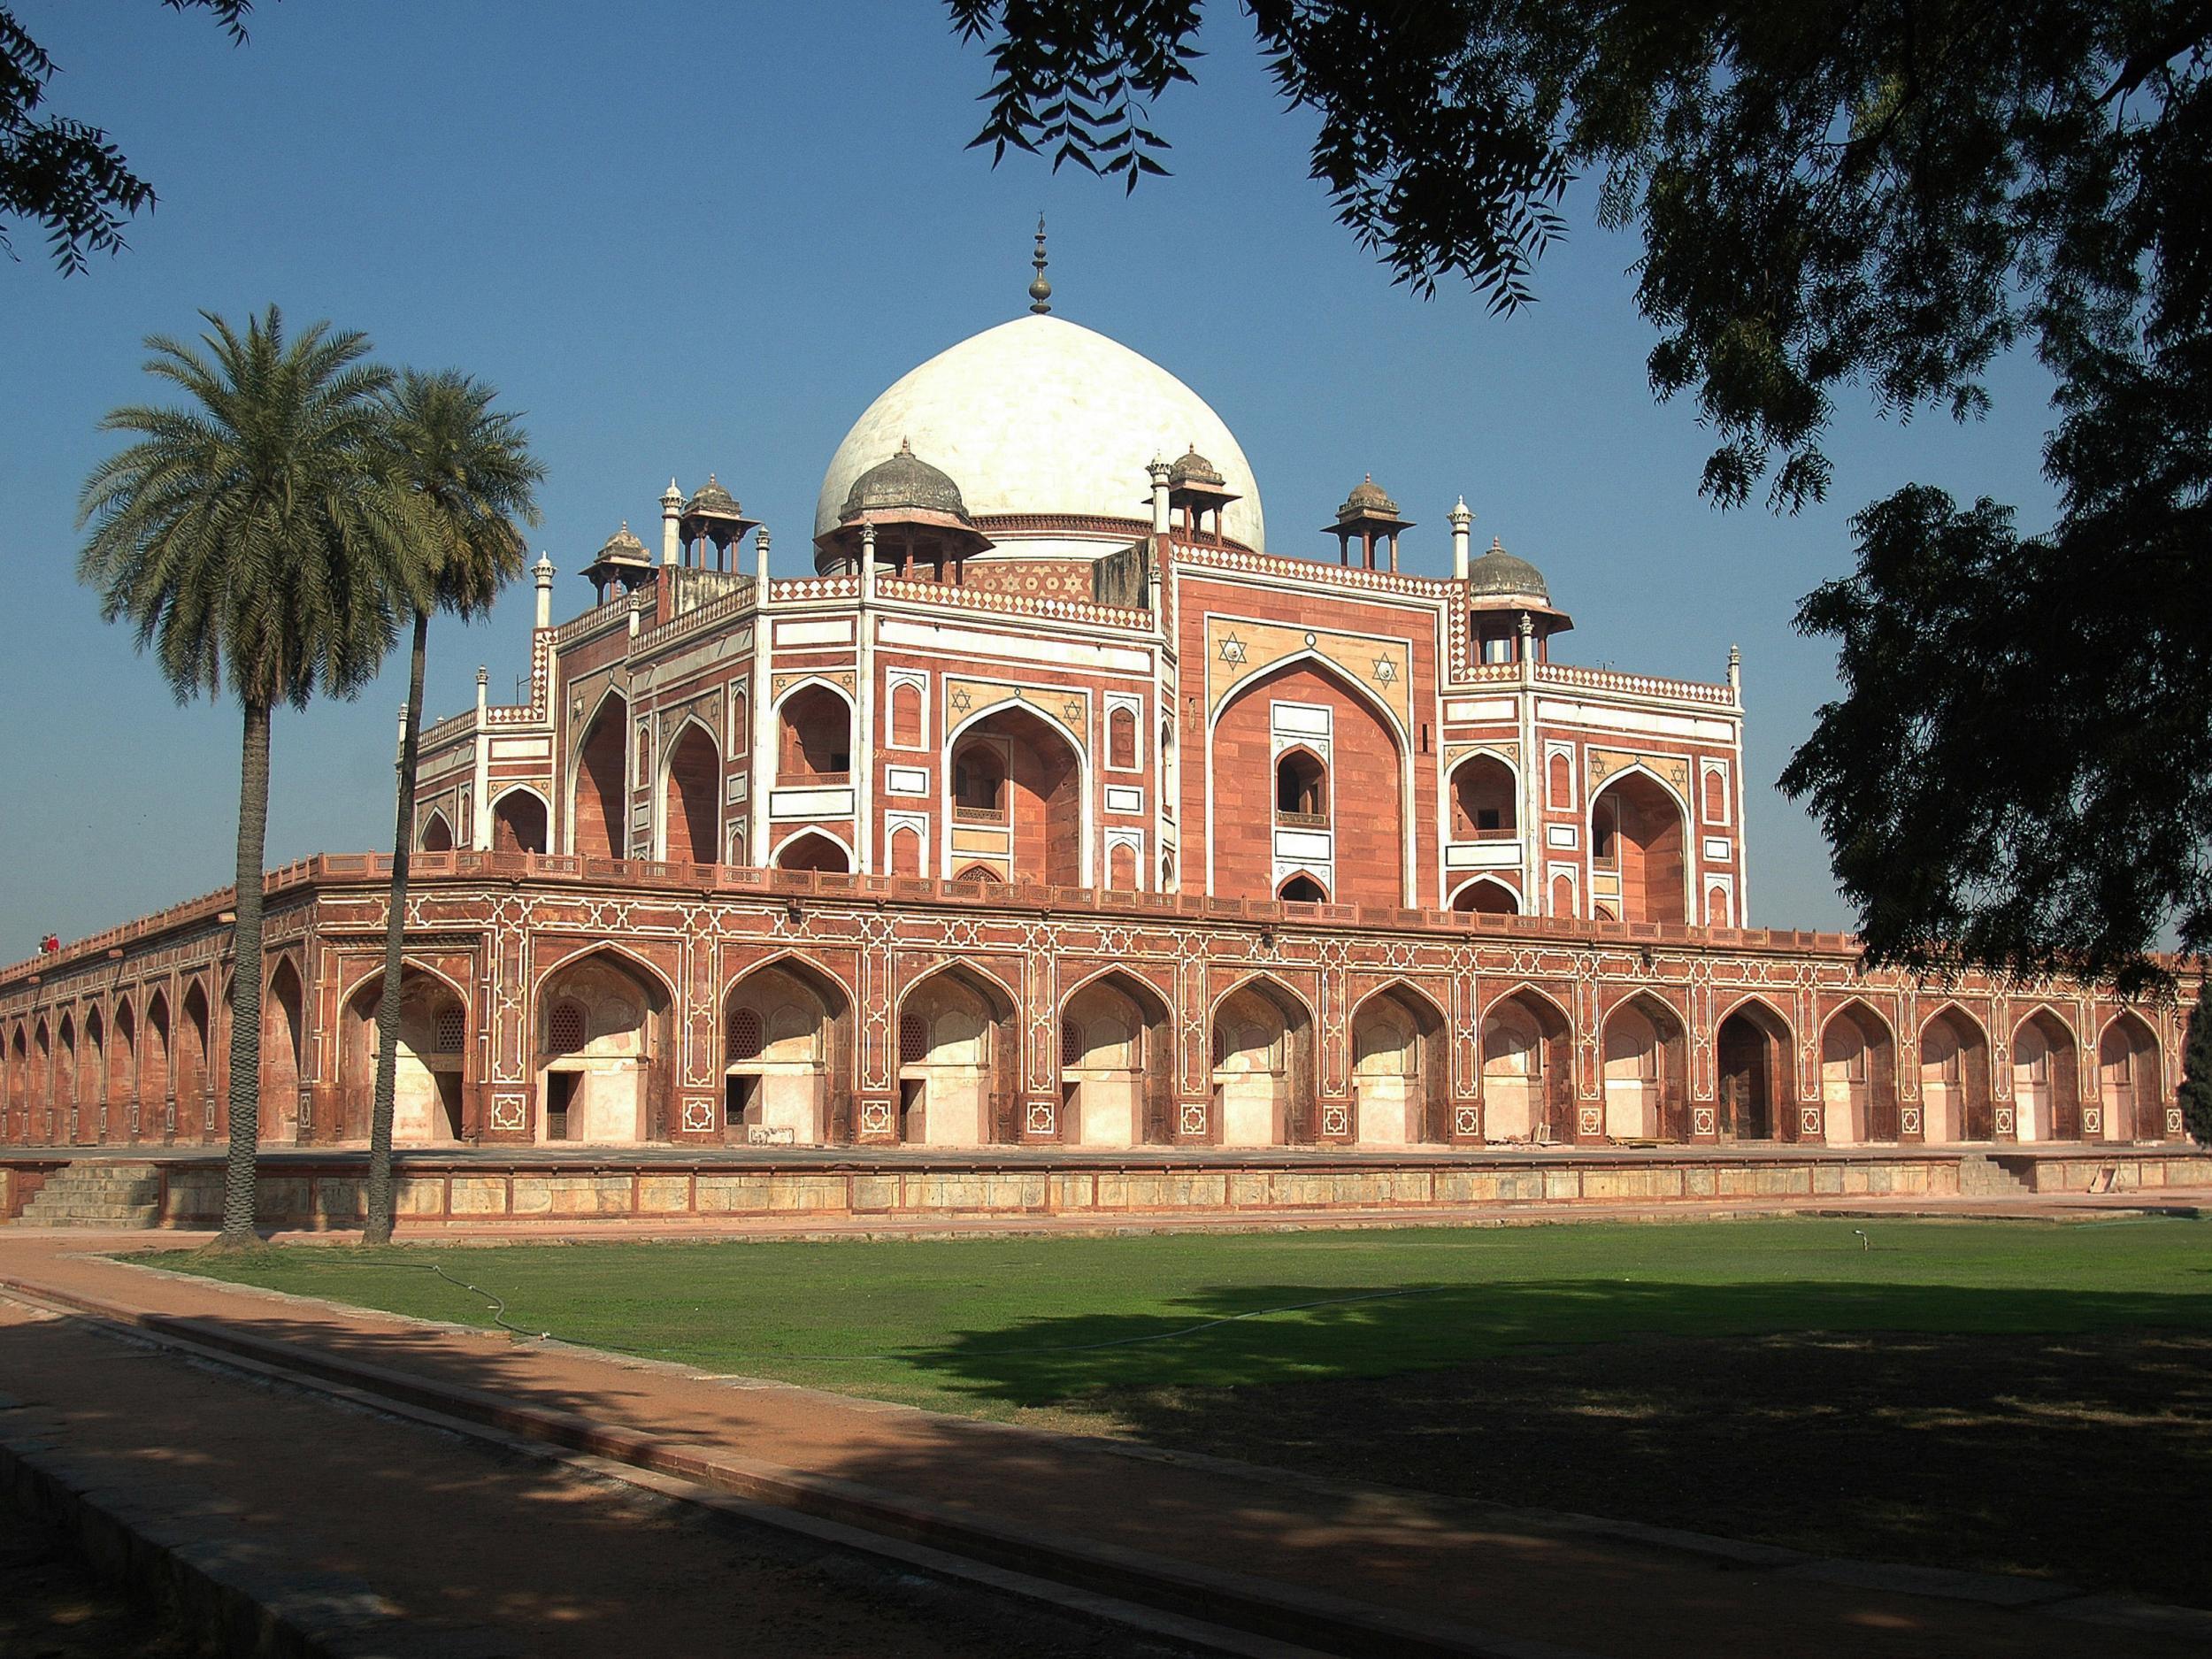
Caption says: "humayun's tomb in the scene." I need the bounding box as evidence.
[3,260,2202,1226]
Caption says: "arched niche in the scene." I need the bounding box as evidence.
[1448,753,1517,841]
[1351,984,1446,1146]
[142,992,172,1137]
[1601,993,1689,1141]
[775,830,851,874]
[1481,988,1574,1143]
[1274,745,1327,819]
[1060,970,1174,1148]
[1716,998,1793,1141]
[1920,1007,1993,1142]
[778,684,852,781]
[342,969,468,1144]
[1210,977,1316,1148]
[81,1005,105,1143]
[895,965,1019,1147]
[491,787,549,855]
[949,704,1084,887]
[262,959,304,1145]
[1213,657,1404,909]
[534,950,672,1145]
[2099,1012,2161,1141]
[572,690,628,860]
[1277,873,1329,903]
[725,957,852,1146]
[177,983,211,1142]
[1450,876,1518,915]
[419,810,455,853]
[55,1015,76,1142]
[111,999,137,1137]
[5,1026,25,1142]
[663,722,721,865]
[1820,1000,1898,1144]
[1589,770,1686,925]
[2012,1009,2080,1141]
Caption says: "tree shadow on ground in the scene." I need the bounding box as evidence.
[898,1279,2212,1606]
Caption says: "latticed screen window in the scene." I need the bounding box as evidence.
[548,1002,588,1055]
[729,1007,764,1062]
[899,1013,928,1065]
[1061,1019,1081,1063]
[433,1006,466,1052]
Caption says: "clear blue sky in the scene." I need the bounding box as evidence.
[1,0,2059,954]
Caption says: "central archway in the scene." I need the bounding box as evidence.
[1601,993,1688,1141]
[1821,1001,1897,1144]
[948,705,1085,887]
[534,950,672,1144]
[1209,977,1315,1147]
[1060,970,1174,1148]
[342,969,467,1143]
[1351,984,1446,1146]
[2013,1009,2080,1141]
[1716,999,1792,1141]
[724,958,852,1146]
[895,965,1019,1146]
[1921,1007,1993,1142]
[2099,1013,2160,1141]
[1481,988,1573,1142]
[1589,770,1686,923]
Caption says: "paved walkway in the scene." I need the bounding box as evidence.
[0,1228,2205,1658]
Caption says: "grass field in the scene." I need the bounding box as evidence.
[160,1216,2212,1603]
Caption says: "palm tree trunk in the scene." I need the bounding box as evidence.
[217,699,271,1248]
[365,607,429,1245]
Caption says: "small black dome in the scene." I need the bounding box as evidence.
[1467,538,1550,602]
[837,439,975,526]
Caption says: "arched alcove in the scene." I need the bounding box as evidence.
[1482,989,1574,1142]
[492,788,549,854]
[2012,1010,2080,1141]
[775,831,851,874]
[81,1006,106,1143]
[534,950,672,1144]
[1210,977,1316,1147]
[142,992,172,1137]
[725,958,852,1146]
[1277,873,1328,903]
[1274,746,1327,820]
[1920,1007,1993,1142]
[1449,755,1516,841]
[177,984,211,1142]
[572,692,628,859]
[262,960,304,1144]
[1351,985,1446,1146]
[1060,971,1173,1148]
[342,970,467,1144]
[1589,771,1686,924]
[778,685,852,780]
[663,723,721,864]
[895,966,1019,1147]
[419,810,454,853]
[1716,999,1792,1141]
[2099,1013,2161,1141]
[1821,1001,1898,1144]
[950,705,1083,886]
[1450,877,1518,915]
[1601,994,1688,1141]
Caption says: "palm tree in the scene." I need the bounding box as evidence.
[78,307,408,1248]
[364,371,543,1245]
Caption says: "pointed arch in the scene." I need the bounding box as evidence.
[1208,972,1318,1148]
[1351,979,1448,1145]
[1277,872,1329,903]
[2010,1005,2081,1141]
[775,678,856,781]
[1601,990,1689,1142]
[534,944,675,1144]
[895,960,1022,1147]
[531,938,680,1008]
[723,951,855,1146]
[342,965,469,1143]
[1060,965,1176,1148]
[1820,998,1898,1144]
[490,784,550,854]
[419,809,455,853]
[1716,995,1793,1142]
[1447,749,1518,841]
[111,995,138,1137]
[141,988,172,1138]
[772,827,854,873]
[1273,743,1329,818]
[1919,1002,1993,1142]
[262,956,304,1144]
[1588,764,1688,925]
[1448,875,1519,914]
[660,714,722,864]
[942,698,1091,888]
[177,981,211,1141]
[2098,1010,2162,1141]
[570,685,629,859]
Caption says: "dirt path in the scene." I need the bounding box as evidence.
[0,1230,2202,1659]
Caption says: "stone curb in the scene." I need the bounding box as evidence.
[2,1280,1582,1659]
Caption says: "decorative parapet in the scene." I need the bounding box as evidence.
[1174,538,1455,600]
[548,596,632,648]
[873,575,1151,631]
[770,575,859,603]
[1535,662,1736,707]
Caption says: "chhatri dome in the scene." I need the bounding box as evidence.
[814,312,1265,555]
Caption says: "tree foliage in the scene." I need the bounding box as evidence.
[2,1,255,274]
[950,1,2212,992]
[78,307,409,1242]
[2182,974,2212,1143]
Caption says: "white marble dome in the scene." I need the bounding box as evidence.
[815,314,1264,550]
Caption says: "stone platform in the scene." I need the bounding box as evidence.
[4,1143,2206,1233]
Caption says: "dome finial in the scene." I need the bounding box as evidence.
[1027,213,1052,314]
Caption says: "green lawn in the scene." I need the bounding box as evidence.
[155,1217,2212,1603]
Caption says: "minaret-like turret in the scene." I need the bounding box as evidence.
[532,552,556,631]
[660,480,683,566]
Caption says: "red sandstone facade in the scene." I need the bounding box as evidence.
[0,306,2188,1156]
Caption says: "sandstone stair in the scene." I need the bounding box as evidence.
[13,1161,164,1228]
[1956,1152,2033,1198]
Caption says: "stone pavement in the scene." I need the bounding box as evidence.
[0,1228,2206,1658]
